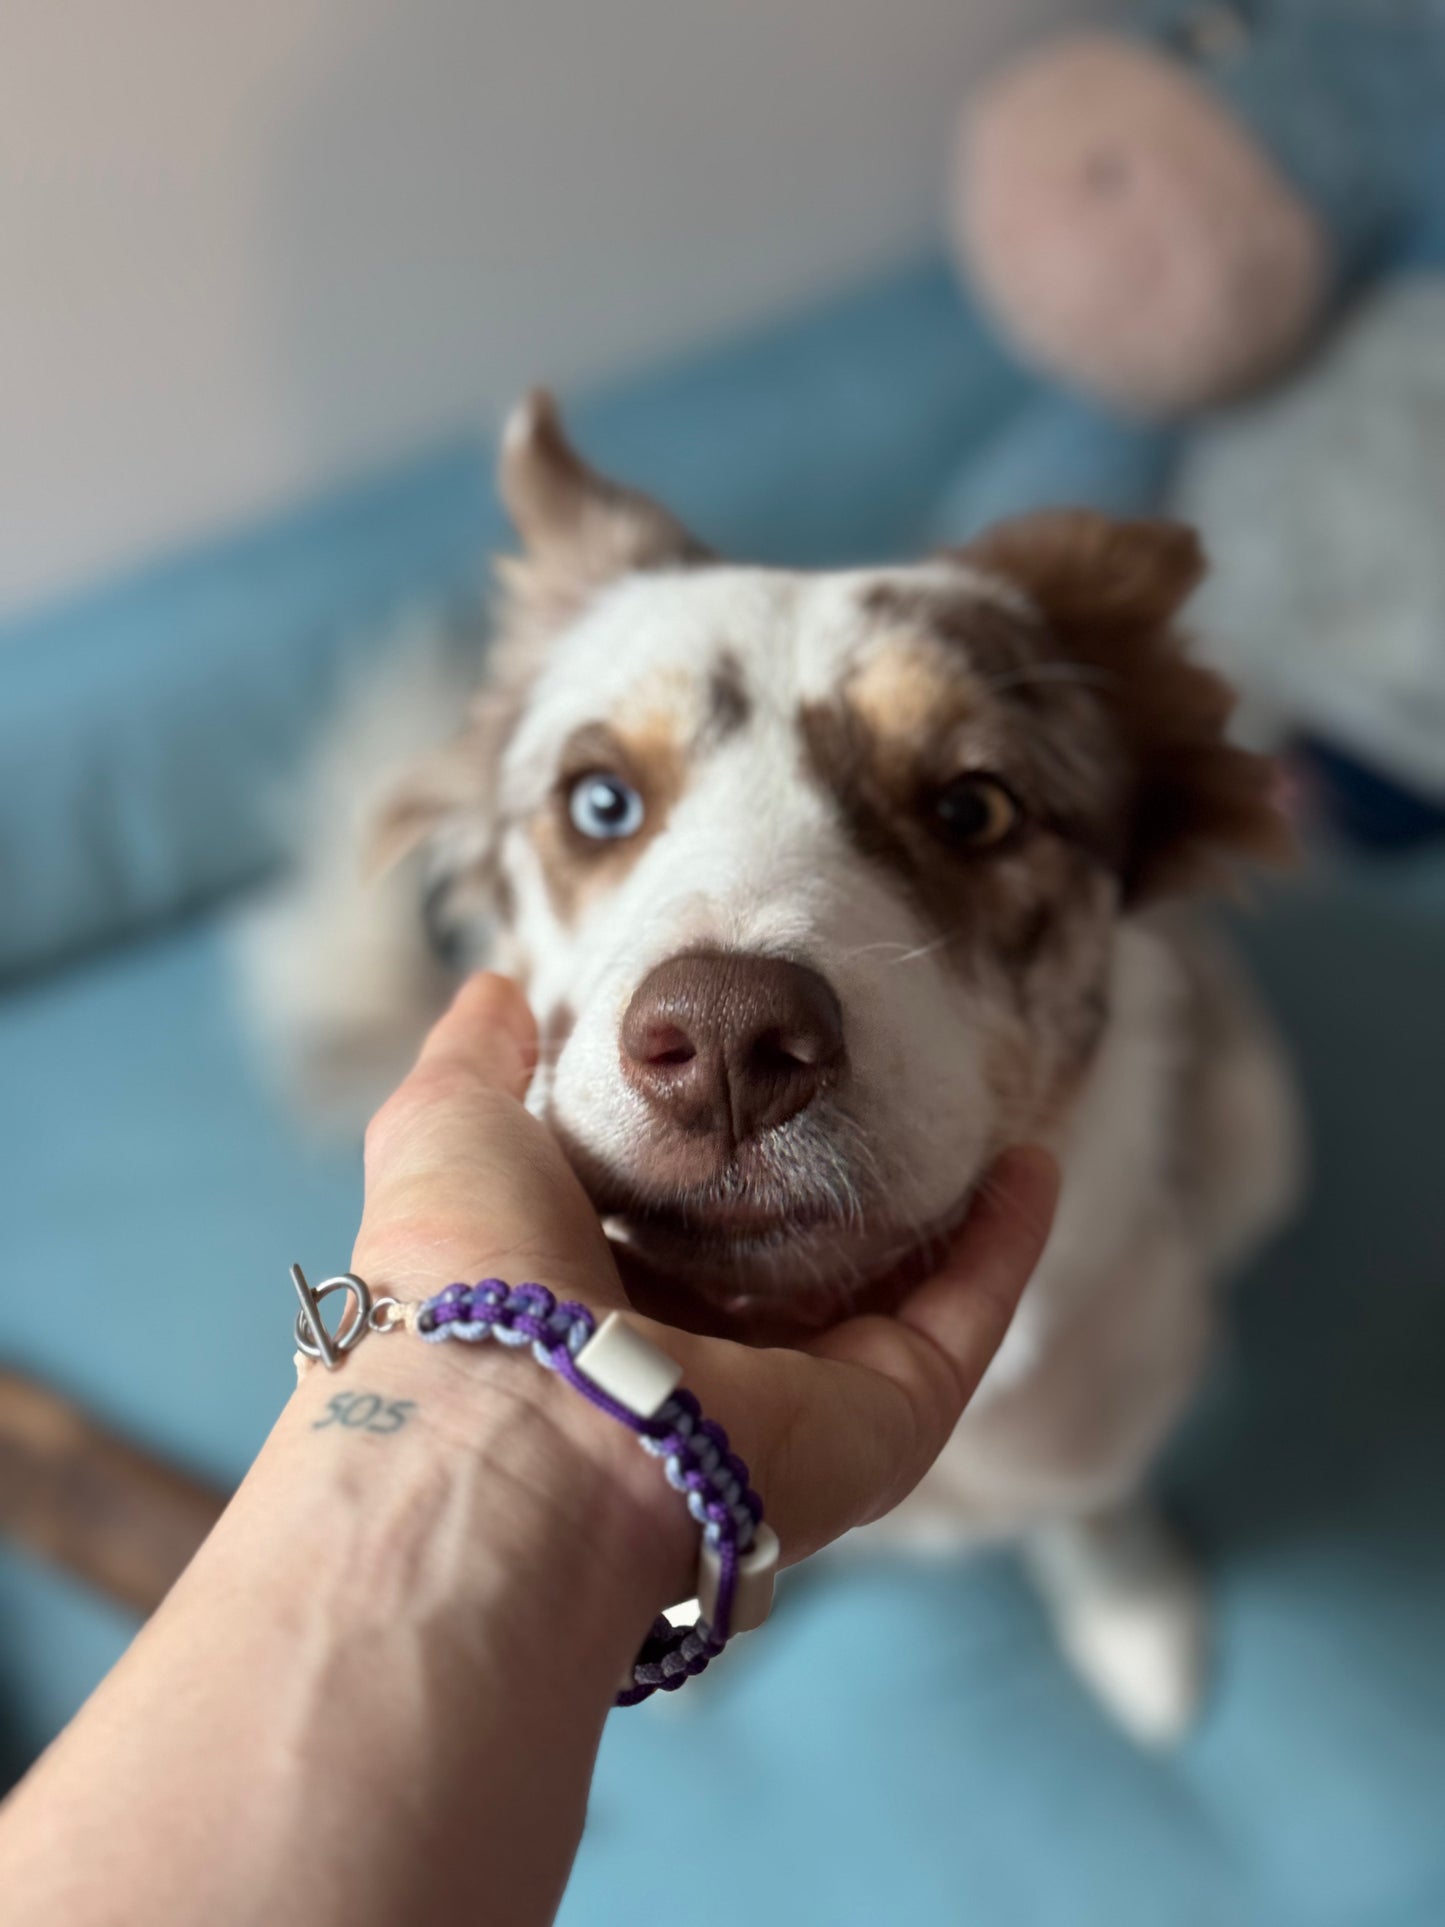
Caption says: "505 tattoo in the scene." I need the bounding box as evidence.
[312,1391,416,1436]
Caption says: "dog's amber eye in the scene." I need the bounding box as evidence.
[931,773,1019,849]
[568,771,645,842]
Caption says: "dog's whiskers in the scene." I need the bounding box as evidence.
[838,935,957,969]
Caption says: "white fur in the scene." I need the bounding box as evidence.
[242,555,1301,1741]
[1023,1502,1210,1747]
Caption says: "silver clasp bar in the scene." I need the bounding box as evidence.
[290,1264,399,1370]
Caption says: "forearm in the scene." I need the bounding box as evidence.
[0,1341,688,1927]
[0,957,1055,1927]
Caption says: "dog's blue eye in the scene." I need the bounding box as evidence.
[568,772,645,841]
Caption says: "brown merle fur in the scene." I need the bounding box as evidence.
[531,717,689,925]
[374,421,1288,1132]
[956,511,1293,902]
[372,388,708,880]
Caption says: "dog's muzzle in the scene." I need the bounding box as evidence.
[619,949,845,1166]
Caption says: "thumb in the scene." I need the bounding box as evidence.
[356,973,619,1307]
[412,971,537,1100]
[359,973,537,1197]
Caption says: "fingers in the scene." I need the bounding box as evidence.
[894,1145,1060,1401]
[412,971,537,1101]
[363,973,537,1181]
[796,1146,1059,1536]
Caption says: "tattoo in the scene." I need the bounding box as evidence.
[312,1390,417,1436]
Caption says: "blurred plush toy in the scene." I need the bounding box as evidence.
[1176,275,1445,839]
[937,0,1445,537]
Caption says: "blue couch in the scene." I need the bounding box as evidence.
[3,260,1443,1926]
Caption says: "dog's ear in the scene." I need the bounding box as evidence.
[497,390,711,634]
[963,508,1206,636]
[366,390,708,894]
[958,509,1294,902]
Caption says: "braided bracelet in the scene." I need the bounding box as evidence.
[289,1265,779,1706]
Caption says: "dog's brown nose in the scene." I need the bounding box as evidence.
[621,951,844,1147]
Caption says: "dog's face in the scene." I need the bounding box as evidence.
[382,396,1286,1326]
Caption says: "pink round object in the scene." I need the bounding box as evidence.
[955,34,1332,416]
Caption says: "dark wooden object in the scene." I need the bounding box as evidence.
[0,1366,227,1616]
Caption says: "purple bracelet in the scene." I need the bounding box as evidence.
[290,1266,775,1706]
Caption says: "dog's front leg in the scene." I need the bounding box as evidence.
[1022,1498,1208,1747]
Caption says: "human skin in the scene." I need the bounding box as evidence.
[0,973,1057,1927]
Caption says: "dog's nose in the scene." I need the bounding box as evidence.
[621,950,845,1146]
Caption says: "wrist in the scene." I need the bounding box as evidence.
[278,1318,695,1673]
[13,1300,688,1927]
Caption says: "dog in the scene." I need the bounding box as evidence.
[243,392,1301,1743]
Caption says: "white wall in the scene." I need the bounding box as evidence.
[0,0,1097,618]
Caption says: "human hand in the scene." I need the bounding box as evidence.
[0,971,1059,1927]
[347,972,1058,1578]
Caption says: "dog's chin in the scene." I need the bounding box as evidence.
[599,1193,972,1343]
[550,1115,976,1340]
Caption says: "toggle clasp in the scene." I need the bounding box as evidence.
[290,1264,400,1370]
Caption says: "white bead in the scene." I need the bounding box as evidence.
[698,1523,780,1636]
[573,1311,683,1419]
